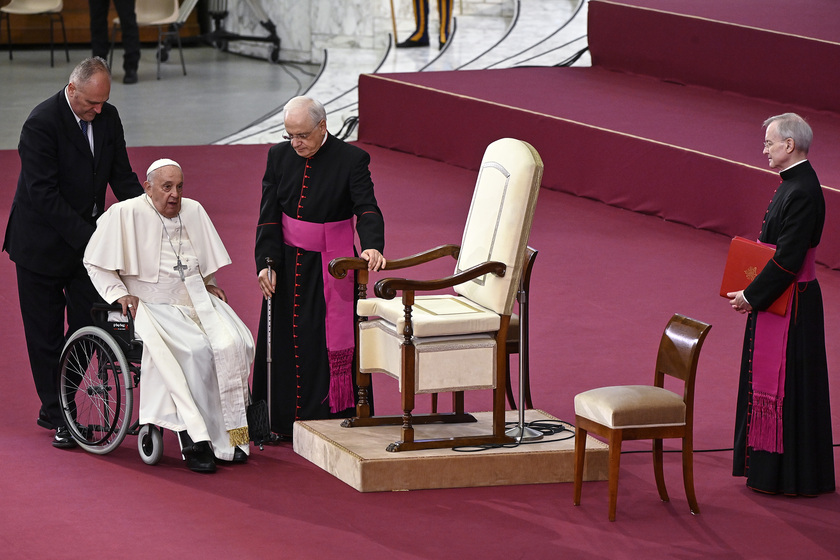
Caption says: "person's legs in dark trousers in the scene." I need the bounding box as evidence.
[16,264,102,436]
[88,0,112,60]
[64,264,103,344]
[89,0,139,80]
[16,266,71,431]
[111,0,139,75]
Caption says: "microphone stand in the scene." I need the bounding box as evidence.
[505,273,542,442]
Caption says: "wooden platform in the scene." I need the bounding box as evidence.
[293,409,608,492]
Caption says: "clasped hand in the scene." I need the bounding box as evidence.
[726,290,753,314]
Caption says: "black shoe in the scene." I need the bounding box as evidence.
[123,69,138,84]
[396,37,429,48]
[37,410,55,431]
[232,447,248,464]
[183,441,216,473]
[52,426,77,449]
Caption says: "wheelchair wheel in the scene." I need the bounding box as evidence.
[138,424,164,465]
[59,326,134,455]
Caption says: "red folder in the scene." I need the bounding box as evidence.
[720,237,793,316]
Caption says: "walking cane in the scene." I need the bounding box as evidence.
[265,256,274,434]
[247,257,278,449]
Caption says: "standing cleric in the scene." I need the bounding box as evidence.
[726,112,834,495]
[253,96,386,439]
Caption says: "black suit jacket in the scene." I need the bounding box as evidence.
[3,88,143,276]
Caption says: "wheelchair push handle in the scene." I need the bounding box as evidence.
[91,302,135,324]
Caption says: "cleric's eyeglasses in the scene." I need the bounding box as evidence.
[763,138,789,149]
[282,121,323,141]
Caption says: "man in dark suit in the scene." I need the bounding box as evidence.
[3,57,144,449]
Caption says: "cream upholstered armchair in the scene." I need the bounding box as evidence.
[329,138,543,452]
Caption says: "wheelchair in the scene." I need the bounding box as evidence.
[58,303,165,465]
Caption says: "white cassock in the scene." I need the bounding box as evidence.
[84,194,255,461]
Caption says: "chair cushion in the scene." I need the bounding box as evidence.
[357,294,500,337]
[574,385,685,429]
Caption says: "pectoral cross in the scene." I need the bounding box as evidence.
[174,258,187,281]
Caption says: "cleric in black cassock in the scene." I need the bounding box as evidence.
[254,97,385,437]
[727,113,834,496]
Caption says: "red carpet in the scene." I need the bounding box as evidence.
[1,143,838,559]
[589,0,840,111]
[2,1,839,555]
[358,0,840,270]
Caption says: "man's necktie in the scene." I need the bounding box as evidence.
[79,119,97,217]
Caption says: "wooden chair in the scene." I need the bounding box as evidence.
[110,0,186,79]
[573,313,711,521]
[0,0,68,67]
[329,138,543,452]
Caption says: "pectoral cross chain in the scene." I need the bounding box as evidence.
[174,258,187,281]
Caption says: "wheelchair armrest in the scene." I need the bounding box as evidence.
[91,302,124,322]
[90,303,138,352]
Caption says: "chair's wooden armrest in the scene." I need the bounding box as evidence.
[328,244,460,280]
[385,244,460,270]
[374,261,506,300]
[328,257,368,279]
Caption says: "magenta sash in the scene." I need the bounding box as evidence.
[282,215,356,412]
[749,246,816,453]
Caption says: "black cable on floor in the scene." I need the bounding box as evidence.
[452,419,574,453]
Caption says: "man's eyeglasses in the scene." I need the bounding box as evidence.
[763,138,789,149]
[282,122,322,141]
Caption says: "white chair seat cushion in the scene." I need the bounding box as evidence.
[357,294,500,337]
[574,385,686,429]
[358,319,496,393]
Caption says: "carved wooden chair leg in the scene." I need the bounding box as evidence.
[573,424,587,506]
[607,430,623,522]
[653,438,669,502]
[683,436,699,514]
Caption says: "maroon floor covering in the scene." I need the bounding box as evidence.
[588,0,840,111]
[358,0,840,269]
[1,142,838,559]
[2,1,839,556]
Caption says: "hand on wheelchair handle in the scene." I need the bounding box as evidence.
[116,295,139,318]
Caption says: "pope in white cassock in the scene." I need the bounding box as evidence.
[83,158,254,473]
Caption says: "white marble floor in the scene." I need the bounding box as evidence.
[218,0,590,145]
[0,0,588,149]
